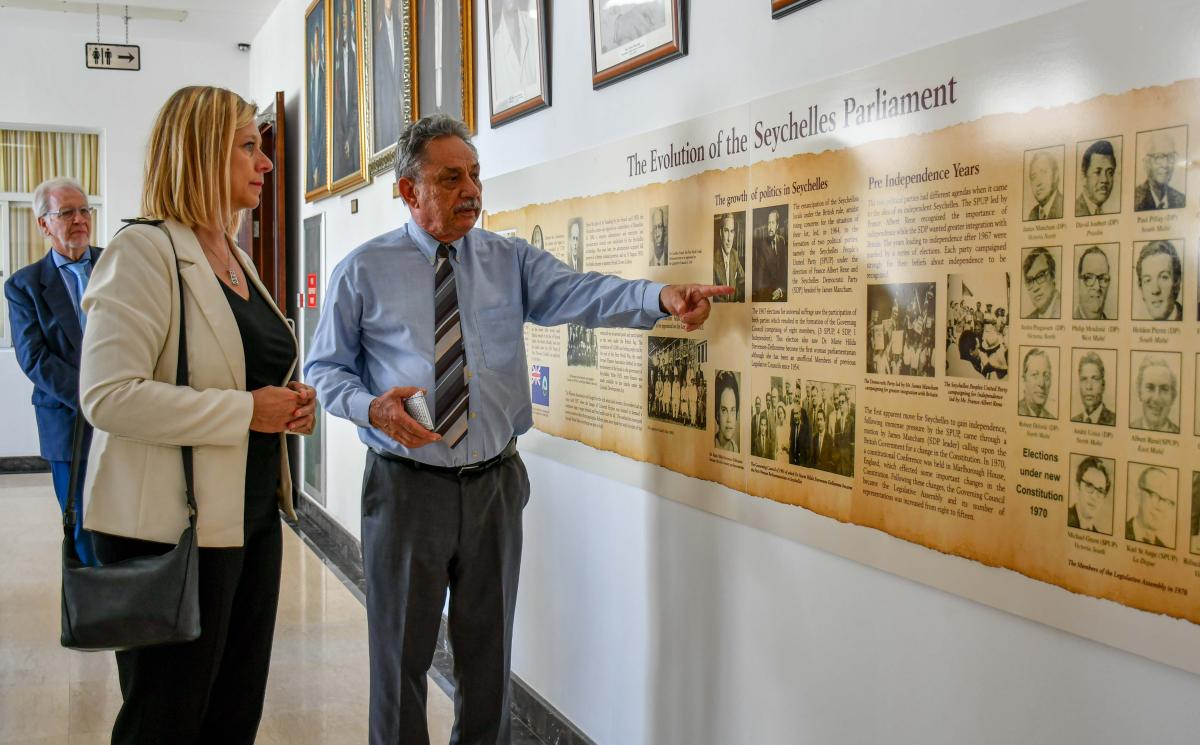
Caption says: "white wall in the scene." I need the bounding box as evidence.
[0,9,249,457]
[250,0,1200,743]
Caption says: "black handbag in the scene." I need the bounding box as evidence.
[60,219,201,651]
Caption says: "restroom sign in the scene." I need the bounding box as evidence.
[85,43,141,71]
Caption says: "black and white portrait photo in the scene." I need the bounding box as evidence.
[589,0,685,88]
[1073,243,1118,321]
[486,0,549,125]
[1021,246,1062,320]
[649,206,668,266]
[1132,239,1184,321]
[567,217,584,272]
[866,283,936,377]
[647,336,707,430]
[1126,463,1178,549]
[305,0,328,199]
[752,205,788,302]
[1134,125,1187,211]
[1068,454,1115,535]
[712,211,745,302]
[529,224,544,250]
[1075,136,1122,217]
[713,370,740,453]
[946,272,1009,380]
[1023,145,1065,221]
[1191,471,1200,555]
[1017,346,1058,420]
[1070,348,1117,427]
[1129,351,1181,434]
[371,0,404,157]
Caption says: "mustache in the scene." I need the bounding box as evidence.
[454,199,481,213]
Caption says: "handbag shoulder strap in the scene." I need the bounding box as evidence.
[66,219,196,536]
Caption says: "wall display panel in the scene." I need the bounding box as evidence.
[485,0,1200,673]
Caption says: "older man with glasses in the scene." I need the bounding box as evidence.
[3,176,102,565]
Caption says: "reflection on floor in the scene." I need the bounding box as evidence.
[0,473,454,744]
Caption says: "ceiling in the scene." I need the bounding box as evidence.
[0,0,283,46]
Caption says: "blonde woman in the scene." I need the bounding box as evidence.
[79,86,314,744]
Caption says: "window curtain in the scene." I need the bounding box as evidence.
[0,129,101,195]
[1,129,101,273]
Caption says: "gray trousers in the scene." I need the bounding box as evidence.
[362,449,529,745]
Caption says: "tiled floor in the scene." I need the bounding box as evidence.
[0,473,455,744]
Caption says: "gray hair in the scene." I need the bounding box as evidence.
[33,177,87,217]
[393,115,476,184]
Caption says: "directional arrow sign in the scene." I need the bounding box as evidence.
[85,43,141,71]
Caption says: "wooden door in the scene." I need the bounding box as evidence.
[238,91,289,311]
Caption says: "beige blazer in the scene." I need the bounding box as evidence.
[80,219,297,547]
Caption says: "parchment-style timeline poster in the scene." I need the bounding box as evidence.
[487,78,1200,625]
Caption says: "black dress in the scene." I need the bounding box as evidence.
[219,279,295,524]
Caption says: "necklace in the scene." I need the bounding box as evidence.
[204,239,241,287]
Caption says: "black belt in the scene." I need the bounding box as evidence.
[372,438,518,476]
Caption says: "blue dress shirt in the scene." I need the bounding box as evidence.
[304,222,667,466]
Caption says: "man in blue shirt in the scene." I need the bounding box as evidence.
[306,115,730,744]
[4,177,101,565]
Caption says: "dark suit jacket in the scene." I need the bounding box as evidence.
[811,433,835,472]
[4,248,102,461]
[1067,506,1081,529]
[1071,405,1116,426]
[1075,193,1114,217]
[1133,180,1185,211]
[1027,192,1064,221]
[1126,518,1167,547]
[752,228,787,302]
[713,248,744,302]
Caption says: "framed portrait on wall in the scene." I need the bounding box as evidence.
[369,0,410,176]
[304,0,330,201]
[589,0,686,89]
[330,0,369,193]
[485,0,550,127]
[771,0,826,19]
[408,0,475,131]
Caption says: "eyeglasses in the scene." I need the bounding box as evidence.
[42,207,96,221]
[1140,487,1175,509]
[1024,268,1052,286]
[1080,273,1111,287]
[1078,478,1108,497]
[1146,153,1176,167]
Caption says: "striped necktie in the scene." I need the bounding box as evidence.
[433,243,469,448]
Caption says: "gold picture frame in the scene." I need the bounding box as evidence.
[304,0,331,201]
[366,0,415,177]
[408,0,475,132]
[329,0,371,195]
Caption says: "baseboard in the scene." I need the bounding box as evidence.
[0,456,49,474]
[291,492,594,744]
